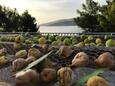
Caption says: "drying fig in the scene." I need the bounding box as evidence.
[0,82,11,86]
[58,45,73,58]
[0,48,7,56]
[35,59,53,72]
[0,56,8,65]
[12,58,28,71]
[41,44,49,53]
[15,35,25,43]
[15,50,27,58]
[13,43,25,50]
[16,69,39,85]
[41,59,53,68]
[87,76,109,86]
[57,67,72,86]
[40,68,56,82]
[71,52,89,67]
[25,56,36,64]
[95,52,114,67]
[28,48,42,58]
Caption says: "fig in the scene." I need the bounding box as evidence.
[88,35,93,41]
[58,45,73,58]
[12,58,28,71]
[0,82,11,86]
[0,56,8,65]
[15,35,25,43]
[35,59,53,72]
[104,35,110,40]
[40,68,56,82]
[15,50,27,58]
[87,76,109,86]
[96,38,102,44]
[25,39,33,44]
[106,39,115,47]
[71,52,89,67]
[28,48,41,58]
[57,67,72,86]
[38,37,46,44]
[63,38,71,45]
[95,52,114,67]
[16,69,39,85]
[52,41,58,45]
[0,48,7,56]
[25,56,36,63]
[74,42,85,47]
[13,43,25,50]
[41,44,49,53]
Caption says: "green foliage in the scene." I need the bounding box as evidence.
[20,10,38,32]
[80,0,99,15]
[75,0,115,32]
[75,0,101,32]
[98,0,115,32]
[0,5,38,32]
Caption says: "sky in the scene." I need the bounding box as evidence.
[0,0,106,24]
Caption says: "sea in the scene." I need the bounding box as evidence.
[39,26,84,33]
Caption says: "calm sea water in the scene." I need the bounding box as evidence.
[39,26,84,33]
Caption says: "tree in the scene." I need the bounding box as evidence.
[98,0,115,32]
[20,10,38,32]
[75,0,101,32]
[0,5,38,32]
[2,7,20,32]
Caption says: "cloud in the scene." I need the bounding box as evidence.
[0,0,85,23]
[30,0,84,23]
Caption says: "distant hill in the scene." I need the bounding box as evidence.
[40,18,77,26]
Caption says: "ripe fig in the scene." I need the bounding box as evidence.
[40,68,56,82]
[71,52,89,67]
[95,52,114,67]
[87,76,109,86]
[16,69,39,85]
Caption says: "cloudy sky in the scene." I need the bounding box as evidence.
[0,0,106,24]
